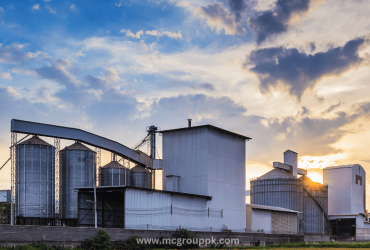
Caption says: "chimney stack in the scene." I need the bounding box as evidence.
[187,119,192,127]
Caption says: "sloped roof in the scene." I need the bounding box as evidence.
[257,168,296,180]
[18,136,53,147]
[160,124,251,140]
[101,161,128,169]
[61,142,94,152]
[130,165,150,173]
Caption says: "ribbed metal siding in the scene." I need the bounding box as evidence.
[100,168,130,186]
[16,144,55,218]
[250,178,303,212]
[131,172,152,189]
[303,183,328,235]
[60,150,96,219]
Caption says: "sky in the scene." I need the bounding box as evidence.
[0,0,370,205]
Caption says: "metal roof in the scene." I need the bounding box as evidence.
[18,136,53,147]
[75,186,213,200]
[284,149,297,154]
[61,142,94,152]
[11,119,153,168]
[246,204,302,213]
[101,161,128,169]
[256,168,296,180]
[324,164,361,170]
[130,165,150,173]
[160,124,251,140]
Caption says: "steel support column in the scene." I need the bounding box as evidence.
[94,147,101,187]
[10,132,17,225]
[54,138,60,221]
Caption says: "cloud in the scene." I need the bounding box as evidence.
[194,2,246,35]
[10,68,38,77]
[102,68,122,83]
[32,4,40,10]
[70,4,76,10]
[146,30,183,39]
[227,0,247,22]
[0,7,4,12]
[45,5,56,14]
[120,29,143,39]
[115,0,123,7]
[248,0,311,44]
[0,44,42,64]
[246,38,367,101]
[151,94,247,120]
[35,58,78,85]
[75,51,86,57]
[0,72,12,80]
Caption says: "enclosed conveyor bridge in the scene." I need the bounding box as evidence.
[11,119,153,168]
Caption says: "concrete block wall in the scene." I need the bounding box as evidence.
[0,225,304,248]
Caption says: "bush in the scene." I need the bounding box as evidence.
[81,230,113,250]
[114,236,146,250]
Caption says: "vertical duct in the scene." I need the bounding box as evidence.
[188,119,192,127]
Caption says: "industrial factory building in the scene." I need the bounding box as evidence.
[1,118,370,241]
[3,119,250,232]
[324,164,370,240]
[249,150,329,235]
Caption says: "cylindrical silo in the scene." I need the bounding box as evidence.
[60,142,96,226]
[300,175,329,235]
[250,168,303,213]
[100,161,130,186]
[16,136,55,225]
[130,165,152,189]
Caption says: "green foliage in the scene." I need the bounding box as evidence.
[81,230,113,250]
[170,228,198,249]
[114,236,146,250]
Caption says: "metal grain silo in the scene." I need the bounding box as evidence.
[250,168,303,213]
[59,142,96,226]
[300,176,329,235]
[130,165,153,189]
[100,161,130,186]
[16,136,55,225]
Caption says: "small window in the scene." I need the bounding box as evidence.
[356,175,362,185]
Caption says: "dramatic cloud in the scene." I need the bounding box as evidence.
[246,38,366,101]
[195,2,246,35]
[227,0,247,22]
[248,0,311,44]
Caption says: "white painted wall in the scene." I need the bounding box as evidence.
[252,209,272,233]
[125,189,171,230]
[352,165,366,215]
[162,127,247,232]
[324,165,366,216]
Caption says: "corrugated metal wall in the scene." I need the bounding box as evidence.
[302,180,328,235]
[352,165,366,215]
[60,150,96,219]
[162,127,209,196]
[17,144,55,218]
[125,189,171,230]
[250,178,303,212]
[324,167,352,215]
[162,127,246,232]
[100,168,130,186]
[271,212,298,234]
